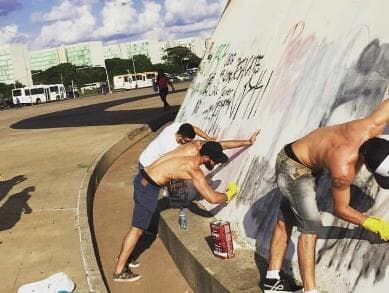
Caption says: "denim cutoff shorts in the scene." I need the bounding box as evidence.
[276,148,322,234]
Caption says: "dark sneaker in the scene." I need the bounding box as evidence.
[262,276,303,292]
[113,270,141,282]
[127,259,140,268]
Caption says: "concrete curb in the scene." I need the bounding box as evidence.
[79,106,261,293]
[158,208,261,293]
[78,110,177,292]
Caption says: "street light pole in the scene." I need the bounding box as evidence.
[131,54,138,88]
[103,65,112,93]
[71,80,76,98]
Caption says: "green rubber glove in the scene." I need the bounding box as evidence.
[362,216,389,241]
[225,182,238,202]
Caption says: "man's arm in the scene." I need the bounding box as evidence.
[331,178,367,226]
[190,168,227,204]
[369,98,389,133]
[219,129,260,150]
[331,158,389,241]
[330,156,367,225]
[193,126,216,141]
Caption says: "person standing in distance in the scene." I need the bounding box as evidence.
[156,69,175,111]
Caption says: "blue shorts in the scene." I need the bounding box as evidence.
[132,171,161,230]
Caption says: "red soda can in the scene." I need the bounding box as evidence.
[210,220,234,259]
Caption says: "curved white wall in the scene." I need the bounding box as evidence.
[176,1,389,292]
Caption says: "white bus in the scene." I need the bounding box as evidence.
[48,84,66,101]
[28,85,50,104]
[113,71,157,90]
[12,88,31,105]
[12,84,66,105]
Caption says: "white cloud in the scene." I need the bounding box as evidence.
[32,3,96,48]
[94,0,163,39]
[31,0,74,23]
[164,0,226,25]
[0,24,27,45]
[28,0,226,49]
[168,17,219,34]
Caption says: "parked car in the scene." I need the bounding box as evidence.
[176,73,192,81]
[66,90,80,99]
[165,73,178,83]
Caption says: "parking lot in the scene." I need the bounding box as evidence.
[0,83,189,292]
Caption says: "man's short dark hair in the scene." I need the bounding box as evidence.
[199,141,229,164]
[177,123,195,139]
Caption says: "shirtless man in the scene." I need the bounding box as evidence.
[158,129,261,165]
[113,141,239,282]
[263,99,389,293]
[139,122,216,168]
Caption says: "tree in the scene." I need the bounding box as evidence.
[32,63,77,87]
[105,54,154,75]
[162,46,201,72]
[32,63,107,89]
[132,54,154,73]
[0,81,24,101]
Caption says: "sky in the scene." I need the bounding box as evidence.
[0,0,227,50]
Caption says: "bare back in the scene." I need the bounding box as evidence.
[144,154,227,204]
[148,140,203,166]
[292,121,367,174]
[293,98,389,173]
[145,155,200,185]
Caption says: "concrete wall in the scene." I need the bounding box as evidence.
[11,44,33,86]
[176,1,389,292]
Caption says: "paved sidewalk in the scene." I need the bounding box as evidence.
[93,131,193,293]
[0,84,188,292]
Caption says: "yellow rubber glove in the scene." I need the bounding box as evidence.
[362,216,389,241]
[225,182,238,203]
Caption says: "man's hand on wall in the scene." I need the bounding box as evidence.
[362,216,389,241]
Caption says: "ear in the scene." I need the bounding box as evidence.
[202,155,211,162]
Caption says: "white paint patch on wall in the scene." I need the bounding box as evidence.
[176,0,389,292]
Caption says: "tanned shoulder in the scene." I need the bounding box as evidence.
[328,148,358,189]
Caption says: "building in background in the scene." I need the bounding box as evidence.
[30,46,67,71]
[65,41,105,67]
[30,41,105,72]
[103,43,123,60]
[0,43,32,86]
[24,36,207,80]
[103,39,164,64]
[103,37,207,64]
[165,37,207,58]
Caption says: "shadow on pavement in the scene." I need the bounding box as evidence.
[130,197,170,261]
[0,175,27,202]
[11,89,186,130]
[130,196,214,262]
[0,186,34,231]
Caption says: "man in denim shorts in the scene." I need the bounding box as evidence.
[113,142,239,282]
[263,99,389,293]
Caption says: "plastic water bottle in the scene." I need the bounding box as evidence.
[161,186,168,197]
[179,208,187,229]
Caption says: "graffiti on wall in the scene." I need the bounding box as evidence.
[177,15,389,291]
[178,43,273,135]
